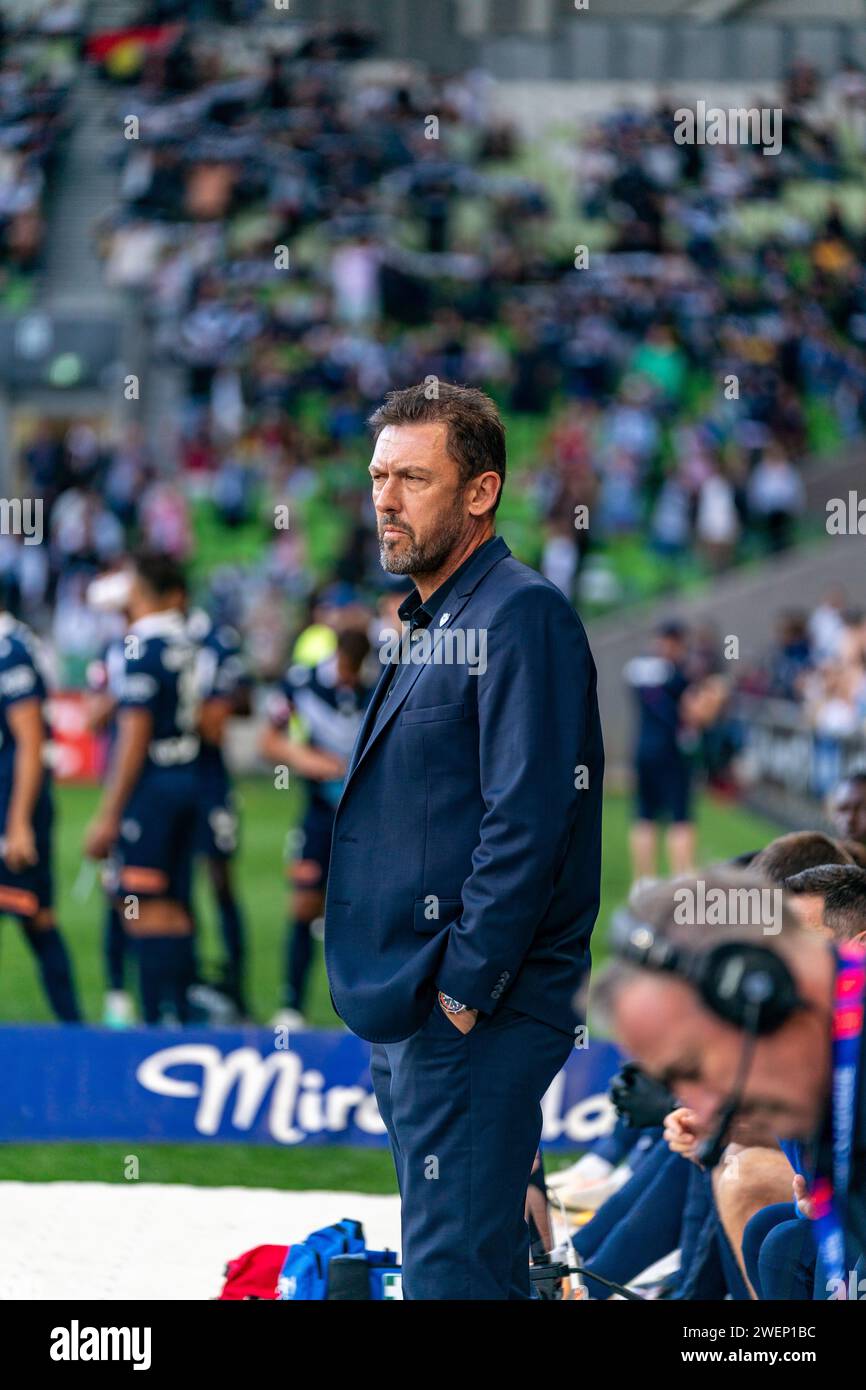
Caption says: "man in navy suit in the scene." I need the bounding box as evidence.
[324,382,604,1299]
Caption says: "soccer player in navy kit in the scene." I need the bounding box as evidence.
[85,629,134,1025]
[190,608,249,1016]
[84,553,200,1024]
[0,608,80,1020]
[624,620,697,881]
[259,628,375,1027]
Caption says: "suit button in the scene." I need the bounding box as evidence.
[490,970,510,1000]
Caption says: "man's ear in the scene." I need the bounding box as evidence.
[467,470,501,517]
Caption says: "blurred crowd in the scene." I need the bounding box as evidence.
[9,414,392,685]
[8,24,866,683]
[0,23,74,288]
[745,588,866,742]
[61,40,866,614]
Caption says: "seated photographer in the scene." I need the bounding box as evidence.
[605,869,866,1299]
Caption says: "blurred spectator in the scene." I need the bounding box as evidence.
[747,447,805,553]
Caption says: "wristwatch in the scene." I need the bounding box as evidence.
[438,991,466,1015]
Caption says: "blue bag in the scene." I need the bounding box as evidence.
[276,1220,401,1300]
[276,1219,365,1301]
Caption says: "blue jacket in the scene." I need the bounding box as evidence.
[324,536,604,1043]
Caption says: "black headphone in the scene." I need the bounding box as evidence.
[610,909,803,1036]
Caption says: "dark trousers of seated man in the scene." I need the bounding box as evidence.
[371,1001,574,1300]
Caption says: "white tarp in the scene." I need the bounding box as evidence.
[0,1182,401,1301]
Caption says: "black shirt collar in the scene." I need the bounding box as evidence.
[397,536,498,632]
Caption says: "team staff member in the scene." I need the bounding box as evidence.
[260,628,375,1028]
[324,383,604,1299]
[624,621,697,881]
[0,607,79,1021]
[84,553,200,1025]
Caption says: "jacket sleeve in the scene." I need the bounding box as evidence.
[435,584,595,1014]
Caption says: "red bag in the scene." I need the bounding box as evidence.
[218,1245,289,1300]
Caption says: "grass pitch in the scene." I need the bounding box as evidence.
[0,780,778,1186]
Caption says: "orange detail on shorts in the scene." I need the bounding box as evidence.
[291,859,323,887]
[119,896,192,938]
[0,884,39,917]
[124,916,193,939]
[119,866,169,894]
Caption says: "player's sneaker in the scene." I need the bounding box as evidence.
[269,1007,308,1031]
[546,1156,632,1212]
[187,981,242,1026]
[102,990,136,1028]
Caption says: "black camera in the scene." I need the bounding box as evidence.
[609,1061,676,1129]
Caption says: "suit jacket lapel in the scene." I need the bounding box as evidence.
[344,595,470,787]
[346,658,393,780]
[341,536,510,796]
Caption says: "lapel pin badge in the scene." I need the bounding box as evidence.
[439,613,450,627]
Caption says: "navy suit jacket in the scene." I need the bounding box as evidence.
[324,535,604,1043]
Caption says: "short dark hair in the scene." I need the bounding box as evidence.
[825,876,866,942]
[132,550,188,599]
[750,832,852,885]
[336,628,370,671]
[784,863,858,897]
[368,382,506,514]
[785,864,866,941]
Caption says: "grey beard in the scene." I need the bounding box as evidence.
[379,537,425,575]
[378,510,465,577]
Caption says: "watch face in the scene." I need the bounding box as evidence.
[438,992,464,1014]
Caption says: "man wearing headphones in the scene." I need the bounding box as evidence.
[601,868,866,1289]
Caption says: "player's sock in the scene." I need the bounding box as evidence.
[171,937,196,1023]
[215,885,246,1007]
[25,926,81,1022]
[138,939,168,1024]
[104,901,127,992]
[286,916,313,1011]
[138,936,195,1024]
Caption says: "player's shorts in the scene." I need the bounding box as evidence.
[112,765,200,908]
[194,764,240,861]
[288,803,335,893]
[634,753,693,824]
[0,786,54,920]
